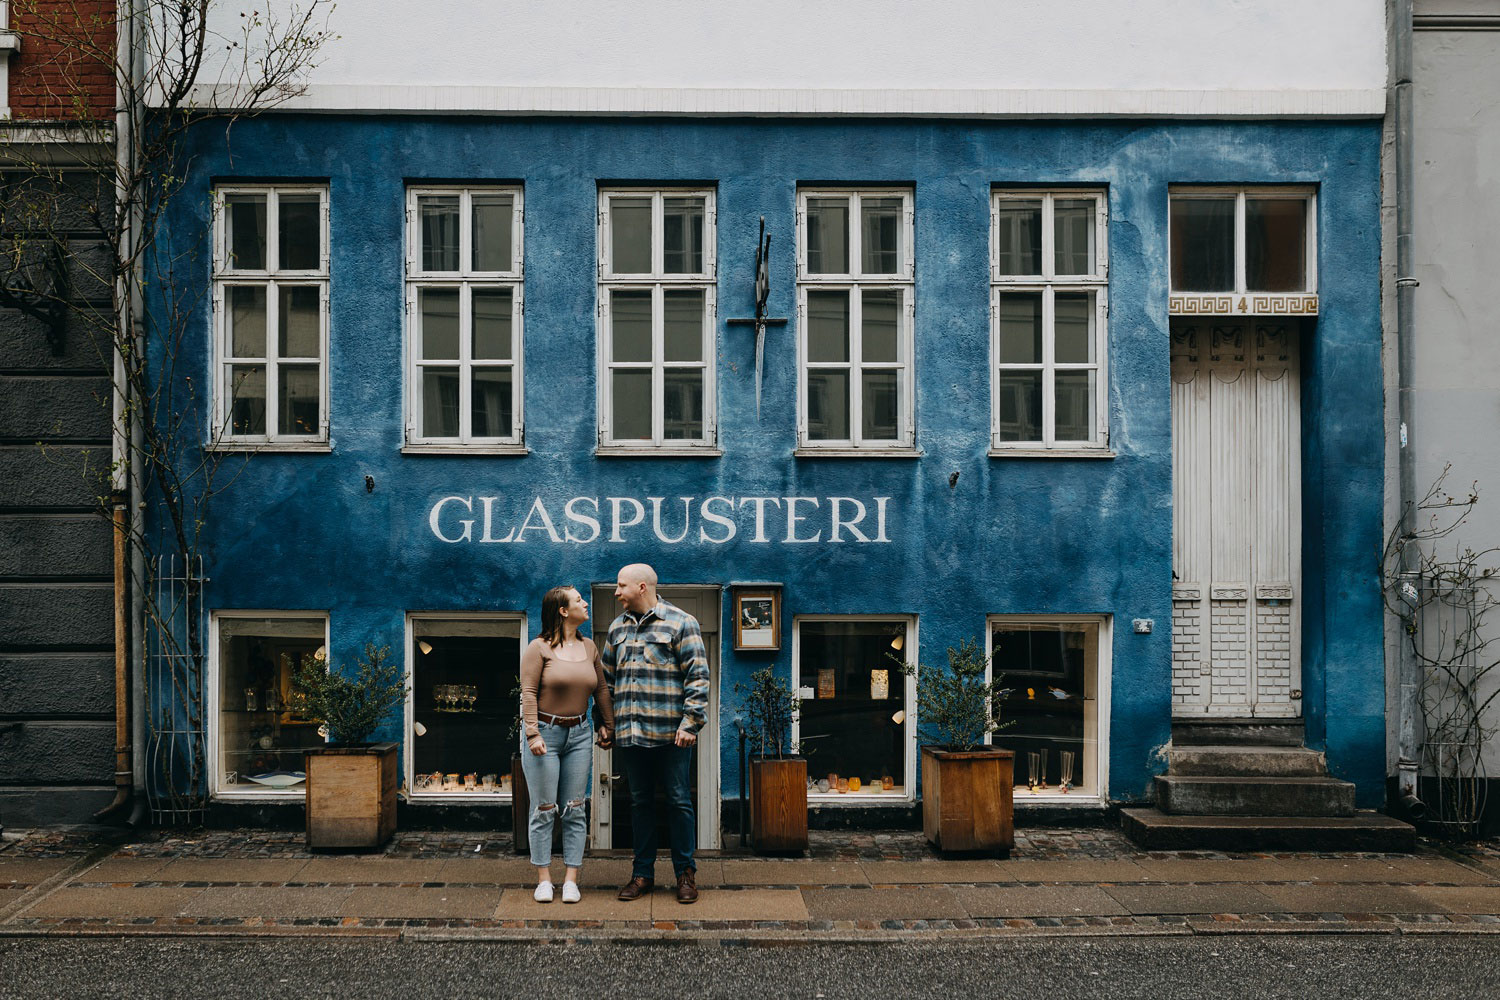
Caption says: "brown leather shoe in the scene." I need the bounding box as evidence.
[675,869,698,904]
[617,876,653,901]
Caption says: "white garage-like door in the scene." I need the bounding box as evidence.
[1170,321,1301,719]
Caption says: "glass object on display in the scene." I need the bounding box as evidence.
[217,616,326,793]
[991,620,1100,796]
[799,621,909,795]
[411,618,522,796]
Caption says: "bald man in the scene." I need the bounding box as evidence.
[602,563,710,904]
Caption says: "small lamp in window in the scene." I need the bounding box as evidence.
[418,640,434,655]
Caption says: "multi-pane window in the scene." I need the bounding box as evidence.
[597,188,716,449]
[214,186,329,444]
[406,187,524,447]
[1169,187,1316,294]
[991,190,1108,450]
[796,189,914,450]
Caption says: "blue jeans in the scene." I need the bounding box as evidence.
[519,720,592,869]
[618,743,695,879]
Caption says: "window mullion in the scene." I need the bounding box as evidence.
[652,283,665,445]
[849,194,862,281]
[267,191,280,275]
[1042,286,1055,447]
[264,277,280,439]
[458,283,473,441]
[652,192,664,279]
[849,286,863,445]
[1234,192,1248,294]
[458,192,472,281]
[1041,194,1055,282]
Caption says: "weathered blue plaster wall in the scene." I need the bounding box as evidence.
[154,117,1385,810]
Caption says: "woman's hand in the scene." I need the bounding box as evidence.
[528,734,547,756]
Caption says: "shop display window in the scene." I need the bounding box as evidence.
[409,616,523,799]
[988,617,1103,797]
[214,614,327,794]
[794,619,912,798]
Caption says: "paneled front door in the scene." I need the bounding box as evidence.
[1170,321,1302,719]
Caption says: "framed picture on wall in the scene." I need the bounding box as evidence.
[733,587,781,651]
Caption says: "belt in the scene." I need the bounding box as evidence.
[537,711,587,728]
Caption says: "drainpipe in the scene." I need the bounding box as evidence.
[92,492,132,822]
[1392,0,1426,820]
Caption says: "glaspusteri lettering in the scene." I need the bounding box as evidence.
[428,495,892,545]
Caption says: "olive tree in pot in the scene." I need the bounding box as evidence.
[901,638,1015,857]
[735,667,807,854]
[293,645,409,849]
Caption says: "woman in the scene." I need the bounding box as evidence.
[519,585,614,902]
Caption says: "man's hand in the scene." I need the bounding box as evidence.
[674,727,697,748]
[595,725,613,749]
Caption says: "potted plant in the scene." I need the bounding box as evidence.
[902,637,1015,857]
[292,644,408,849]
[735,666,807,854]
[506,677,531,856]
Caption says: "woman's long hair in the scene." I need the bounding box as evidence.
[539,586,578,647]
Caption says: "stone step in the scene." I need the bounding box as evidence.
[1155,775,1355,817]
[1172,719,1304,747]
[1120,807,1417,852]
[1167,745,1327,777]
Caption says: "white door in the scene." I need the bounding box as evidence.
[1171,321,1301,719]
[589,585,722,850]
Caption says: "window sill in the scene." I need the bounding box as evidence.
[595,446,723,458]
[213,790,307,802]
[402,443,529,457]
[989,448,1115,459]
[808,792,914,807]
[794,447,923,459]
[407,792,513,804]
[205,440,332,454]
[1013,793,1107,807]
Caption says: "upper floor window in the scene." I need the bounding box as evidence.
[213,185,329,446]
[1169,187,1317,296]
[796,189,914,452]
[991,190,1108,451]
[597,188,717,452]
[405,186,524,450]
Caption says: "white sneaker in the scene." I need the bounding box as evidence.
[562,881,581,904]
[533,881,554,903]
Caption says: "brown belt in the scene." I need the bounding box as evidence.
[537,711,586,728]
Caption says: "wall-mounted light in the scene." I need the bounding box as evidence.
[418,640,433,655]
[313,645,327,659]
[889,634,904,652]
[413,721,428,736]
[891,710,906,725]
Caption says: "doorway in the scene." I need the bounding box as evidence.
[1170,320,1302,719]
[589,585,721,850]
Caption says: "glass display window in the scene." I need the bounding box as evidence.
[212,613,328,796]
[793,618,915,800]
[987,616,1107,798]
[408,615,524,800]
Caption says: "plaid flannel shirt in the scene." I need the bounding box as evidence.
[601,600,710,747]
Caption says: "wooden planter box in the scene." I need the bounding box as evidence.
[511,753,530,855]
[921,746,1014,857]
[304,742,399,850]
[749,756,808,854]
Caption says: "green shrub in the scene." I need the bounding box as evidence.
[735,666,800,759]
[899,637,1012,752]
[292,644,408,745]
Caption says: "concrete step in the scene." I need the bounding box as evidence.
[1172,719,1304,747]
[1167,745,1327,777]
[1155,775,1355,817]
[1120,807,1417,852]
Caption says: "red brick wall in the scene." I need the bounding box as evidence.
[10,0,115,120]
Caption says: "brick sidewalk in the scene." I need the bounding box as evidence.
[4,828,1499,940]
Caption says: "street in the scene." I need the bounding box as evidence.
[2,935,1499,1000]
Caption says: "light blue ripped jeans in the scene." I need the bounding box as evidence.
[519,719,592,869]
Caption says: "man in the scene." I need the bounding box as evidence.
[602,563,710,904]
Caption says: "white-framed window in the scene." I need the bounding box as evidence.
[405,186,525,451]
[1168,187,1318,298]
[208,611,330,799]
[405,613,526,802]
[212,185,329,447]
[991,190,1108,452]
[986,614,1110,801]
[791,615,917,802]
[597,188,717,452]
[796,189,915,452]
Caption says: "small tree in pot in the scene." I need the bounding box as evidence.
[901,637,1016,856]
[734,667,807,854]
[293,645,408,849]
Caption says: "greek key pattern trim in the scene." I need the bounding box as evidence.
[1169,294,1318,316]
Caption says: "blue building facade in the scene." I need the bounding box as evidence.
[161,115,1385,838]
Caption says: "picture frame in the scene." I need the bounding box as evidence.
[733,586,782,651]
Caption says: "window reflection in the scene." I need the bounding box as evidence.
[991,620,1099,796]
[799,620,909,795]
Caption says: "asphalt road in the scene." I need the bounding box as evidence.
[2,935,1499,1000]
